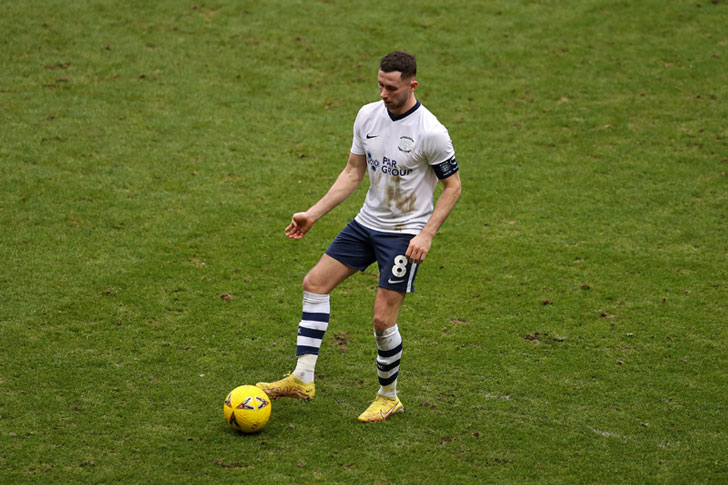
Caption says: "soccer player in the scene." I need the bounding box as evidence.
[257,50,461,422]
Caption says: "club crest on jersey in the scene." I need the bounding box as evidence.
[398,136,415,153]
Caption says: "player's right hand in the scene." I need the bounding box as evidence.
[285,212,315,239]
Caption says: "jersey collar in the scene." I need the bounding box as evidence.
[387,100,421,122]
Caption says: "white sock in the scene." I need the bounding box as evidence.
[375,325,402,398]
[293,354,317,383]
[293,291,330,383]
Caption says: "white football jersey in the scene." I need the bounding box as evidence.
[350,100,457,235]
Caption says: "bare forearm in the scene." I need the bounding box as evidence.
[421,177,461,238]
[405,172,461,264]
[286,153,367,239]
[307,165,363,221]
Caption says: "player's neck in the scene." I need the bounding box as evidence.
[388,96,418,116]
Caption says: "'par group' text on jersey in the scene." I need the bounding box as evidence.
[350,100,458,235]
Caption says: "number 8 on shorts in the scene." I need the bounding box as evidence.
[392,255,408,278]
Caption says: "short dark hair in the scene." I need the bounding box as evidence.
[379,50,417,80]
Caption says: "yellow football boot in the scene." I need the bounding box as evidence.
[256,374,315,401]
[357,394,404,422]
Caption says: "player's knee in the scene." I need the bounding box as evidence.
[302,274,315,293]
[372,315,394,333]
[302,272,324,294]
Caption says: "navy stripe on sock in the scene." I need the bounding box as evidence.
[296,345,321,356]
[301,312,329,323]
[377,359,401,372]
[377,343,403,358]
[379,371,399,386]
[298,327,326,339]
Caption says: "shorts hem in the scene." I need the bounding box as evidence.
[324,249,368,273]
[378,283,413,294]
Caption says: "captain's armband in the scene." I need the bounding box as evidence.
[432,157,459,180]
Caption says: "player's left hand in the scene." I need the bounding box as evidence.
[405,232,433,264]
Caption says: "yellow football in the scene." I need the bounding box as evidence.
[223,385,272,433]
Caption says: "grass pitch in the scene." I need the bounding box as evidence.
[1,0,727,483]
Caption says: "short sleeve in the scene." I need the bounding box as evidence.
[350,107,366,155]
[423,125,455,166]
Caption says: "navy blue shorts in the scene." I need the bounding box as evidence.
[325,219,420,293]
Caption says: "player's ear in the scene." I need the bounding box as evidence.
[410,79,418,91]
